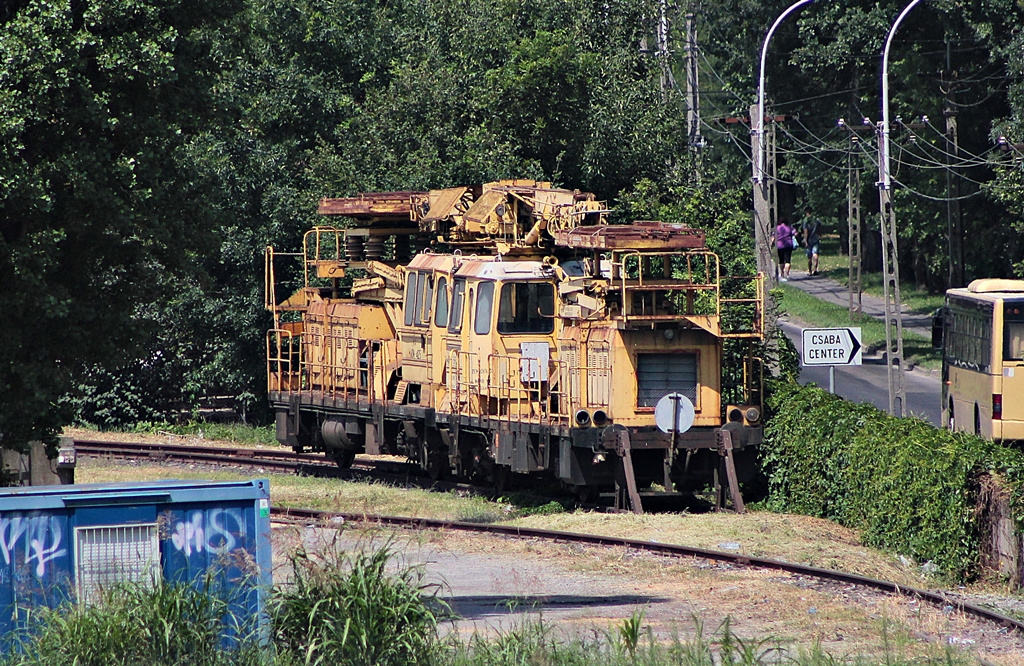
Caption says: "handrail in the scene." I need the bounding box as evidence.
[266,329,300,393]
[613,250,722,323]
[719,273,765,338]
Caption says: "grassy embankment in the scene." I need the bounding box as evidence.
[776,235,944,370]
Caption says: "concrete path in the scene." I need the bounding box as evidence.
[778,271,934,341]
[775,270,943,423]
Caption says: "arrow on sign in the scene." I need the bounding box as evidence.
[801,327,863,366]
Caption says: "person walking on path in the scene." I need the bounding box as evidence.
[771,217,796,281]
[802,207,823,276]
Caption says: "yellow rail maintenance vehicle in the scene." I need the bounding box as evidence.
[265,180,765,512]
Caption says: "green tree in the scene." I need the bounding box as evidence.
[0,0,247,446]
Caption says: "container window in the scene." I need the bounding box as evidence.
[636,353,697,408]
[75,523,160,605]
[475,281,495,335]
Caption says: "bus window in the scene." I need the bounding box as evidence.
[1004,303,1024,361]
[475,282,495,335]
[497,282,555,334]
[448,279,466,333]
[434,277,449,327]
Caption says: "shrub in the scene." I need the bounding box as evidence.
[762,381,1024,581]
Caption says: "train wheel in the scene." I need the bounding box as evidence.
[331,449,356,469]
[421,441,448,481]
[493,465,513,494]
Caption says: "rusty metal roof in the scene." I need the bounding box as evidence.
[318,192,425,222]
[552,222,706,250]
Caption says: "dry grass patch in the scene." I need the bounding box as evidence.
[65,426,280,449]
[512,511,919,587]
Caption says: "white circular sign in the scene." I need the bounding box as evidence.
[654,393,695,434]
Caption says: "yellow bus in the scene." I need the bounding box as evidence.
[939,279,1024,441]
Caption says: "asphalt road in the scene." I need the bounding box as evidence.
[779,320,942,427]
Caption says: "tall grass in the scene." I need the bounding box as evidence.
[271,537,447,666]
[1,577,265,666]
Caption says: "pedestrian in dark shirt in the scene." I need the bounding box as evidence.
[802,207,823,276]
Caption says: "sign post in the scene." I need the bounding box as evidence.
[801,327,862,393]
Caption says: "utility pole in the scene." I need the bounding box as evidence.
[875,0,928,419]
[749,108,778,282]
[657,0,676,101]
[847,134,863,316]
[944,37,964,288]
[876,122,907,418]
[753,0,814,284]
[685,10,703,152]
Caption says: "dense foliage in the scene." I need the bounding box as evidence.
[763,382,1024,581]
[1,0,1023,442]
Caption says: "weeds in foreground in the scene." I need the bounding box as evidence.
[0,543,978,666]
[271,536,447,666]
[1,577,264,666]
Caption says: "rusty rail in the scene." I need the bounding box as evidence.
[274,506,1024,635]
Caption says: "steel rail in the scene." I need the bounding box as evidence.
[72,439,496,496]
[73,440,330,472]
[274,506,1024,634]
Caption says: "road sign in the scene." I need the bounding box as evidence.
[654,393,695,434]
[801,327,862,366]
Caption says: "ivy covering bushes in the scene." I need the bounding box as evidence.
[762,382,1024,582]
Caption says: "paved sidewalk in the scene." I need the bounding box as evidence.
[777,271,934,341]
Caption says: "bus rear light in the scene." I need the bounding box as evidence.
[993,394,1003,420]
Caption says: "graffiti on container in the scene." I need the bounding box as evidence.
[169,509,243,557]
[0,513,68,578]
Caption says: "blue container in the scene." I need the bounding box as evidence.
[0,479,272,638]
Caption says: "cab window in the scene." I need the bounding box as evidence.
[1004,302,1024,361]
[475,282,495,335]
[497,282,554,334]
[434,277,449,327]
[403,272,420,327]
[419,274,433,326]
[448,278,466,333]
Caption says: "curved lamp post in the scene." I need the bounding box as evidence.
[875,0,926,417]
[754,0,816,184]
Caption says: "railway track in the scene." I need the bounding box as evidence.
[275,506,1024,637]
[73,439,428,478]
[72,438,520,498]
[75,437,1024,636]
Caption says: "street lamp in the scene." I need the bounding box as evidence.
[754,0,816,184]
[752,0,816,282]
[880,0,926,191]
[875,0,925,418]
